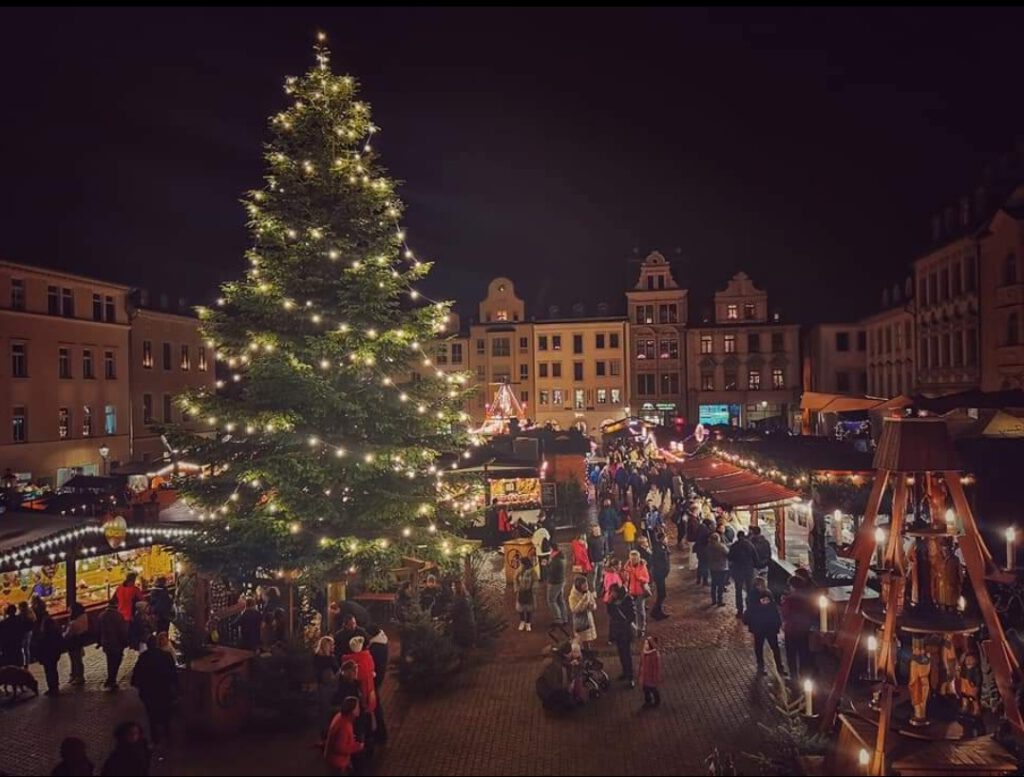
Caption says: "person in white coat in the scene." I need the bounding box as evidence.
[568,576,598,648]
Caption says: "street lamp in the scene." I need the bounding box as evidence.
[98,444,110,476]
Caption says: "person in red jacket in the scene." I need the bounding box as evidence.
[324,696,364,775]
[570,531,593,576]
[342,636,377,715]
[623,550,652,638]
[115,573,144,624]
[639,635,662,708]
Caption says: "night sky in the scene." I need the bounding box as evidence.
[2,7,1022,323]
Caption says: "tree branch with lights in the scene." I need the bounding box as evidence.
[170,36,479,584]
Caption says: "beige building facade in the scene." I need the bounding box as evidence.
[0,261,131,485]
[979,187,1024,391]
[862,280,916,398]
[802,322,867,395]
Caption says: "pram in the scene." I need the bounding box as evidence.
[535,636,610,712]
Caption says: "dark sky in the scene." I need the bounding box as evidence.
[2,7,1022,323]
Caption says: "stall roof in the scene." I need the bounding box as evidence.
[674,456,800,508]
[0,512,89,554]
[61,475,123,491]
[716,437,875,473]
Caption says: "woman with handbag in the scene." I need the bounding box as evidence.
[624,550,652,639]
[515,557,537,633]
[568,576,598,648]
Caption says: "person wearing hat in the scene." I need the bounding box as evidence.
[342,635,377,716]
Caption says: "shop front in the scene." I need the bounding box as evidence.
[699,403,741,428]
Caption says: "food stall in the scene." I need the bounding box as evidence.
[488,474,542,526]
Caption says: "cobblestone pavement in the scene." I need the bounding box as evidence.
[1,543,775,776]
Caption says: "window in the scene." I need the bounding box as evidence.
[1008,314,1021,346]
[772,368,785,389]
[701,373,714,390]
[836,371,850,392]
[48,285,60,315]
[920,336,930,368]
[142,340,153,369]
[748,370,761,391]
[58,408,70,440]
[637,339,656,359]
[162,342,172,370]
[952,332,964,365]
[92,294,103,321]
[180,345,191,371]
[573,334,583,354]
[495,309,508,322]
[476,365,485,381]
[104,350,116,379]
[104,404,116,435]
[700,335,712,354]
[743,302,756,320]
[857,331,867,351]
[771,332,784,352]
[726,304,738,320]
[476,338,485,355]
[59,347,71,378]
[836,332,850,352]
[609,360,621,376]
[574,389,585,409]
[539,390,549,406]
[552,389,565,406]
[965,254,977,292]
[919,277,928,305]
[595,333,606,349]
[11,343,27,377]
[747,333,760,353]
[596,361,606,377]
[928,272,937,304]
[658,304,678,324]
[610,389,621,404]
[597,388,608,404]
[538,336,548,352]
[518,337,528,352]
[637,374,655,395]
[609,333,620,349]
[12,407,26,442]
[519,363,529,380]
[659,339,679,359]
[10,279,25,310]
[635,304,654,324]
[82,349,94,379]
[82,406,92,437]
[573,362,584,381]
[552,335,562,351]
[143,394,154,424]
[451,343,463,364]
[105,296,115,322]
[551,362,562,378]
[966,328,978,365]
[520,391,528,404]
[941,334,951,366]
[539,363,549,378]
[436,345,448,365]
[1006,253,1019,286]
[724,335,736,353]
[491,337,510,358]
[930,336,939,366]
[163,394,173,423]
[661,373,679,394]
[198,346,208,371]
[61,288,73,317]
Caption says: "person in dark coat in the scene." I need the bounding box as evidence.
[51,736,94,777]
[31,598,63,696]
[338,599,373,631]
[597,499,620,556]
[694,519,713,586]
[0,604,25,668]
[749,526,773,579]
[147,577,173,633]
[100,721,150,777]
[98,599,129,690]
[649,531,671,620]
[232,597,263,651]
[743,578,786,677]
[332,614,369,661]
[366,624,390,744]
[606,584,636,688]
[130,636,178,745]
[448,581,476,651]
[727,531,757,617]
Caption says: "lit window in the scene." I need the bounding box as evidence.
[726,304,738,320]
[12,407,27,442]
[180,345,190,371]
[82,406,92,437]
[748,370,761,391]
[198,346,208,371]
[142,341,153,369]
[700,335,712,354]
[104,404,117,435]
[58,408,70,439]
[772,369,784,389]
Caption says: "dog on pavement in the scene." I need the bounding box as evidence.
[0,665,40,699]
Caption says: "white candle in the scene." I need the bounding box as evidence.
[874,527,886,567]
[818,594,829,633]
[957,595,966,613]
[867,635,878,680]
[1007,527,1016,571]
[945,509,956,535]
[858,748,870,773]
[804,678,814,716]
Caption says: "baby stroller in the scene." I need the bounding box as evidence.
[535,636,610,712]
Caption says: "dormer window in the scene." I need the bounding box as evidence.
[495,309,508,321]
[726,304,738,320]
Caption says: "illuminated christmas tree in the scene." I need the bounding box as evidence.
[173,35,474,581]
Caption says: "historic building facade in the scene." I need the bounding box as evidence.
[862,280,916,398]
[802,323,867,395]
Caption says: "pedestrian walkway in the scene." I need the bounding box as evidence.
[1,547,773,776]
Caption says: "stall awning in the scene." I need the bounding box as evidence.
[800,392,893,414]
[675,457,800,509]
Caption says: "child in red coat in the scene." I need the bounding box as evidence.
[639,635,661,708]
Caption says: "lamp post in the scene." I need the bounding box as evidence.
[98,444,110,477]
